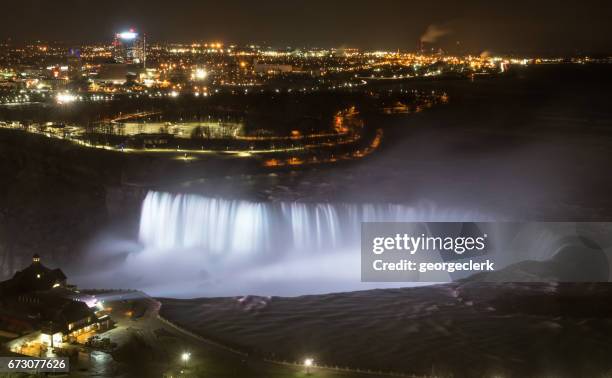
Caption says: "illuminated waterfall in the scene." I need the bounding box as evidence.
[139,191,483,254]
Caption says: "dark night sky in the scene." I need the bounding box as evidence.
[2,0,612,54]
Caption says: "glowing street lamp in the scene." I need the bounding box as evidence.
[304,358,314,375]
[181,352,191,368]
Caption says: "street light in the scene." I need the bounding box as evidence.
[181,352,191,368]
[304,358,314,375]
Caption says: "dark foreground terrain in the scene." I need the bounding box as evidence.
[160,282,612,378]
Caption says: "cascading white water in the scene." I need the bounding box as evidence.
[139,193,271,254]
[139,191,484,255]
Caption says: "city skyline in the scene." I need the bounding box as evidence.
[2,0,612,54]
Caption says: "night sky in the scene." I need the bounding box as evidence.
[2,0,612,54]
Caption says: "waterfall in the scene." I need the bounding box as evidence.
[138,191,483,255]
[74,191,493,297]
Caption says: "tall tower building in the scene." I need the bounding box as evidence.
[113,29,146,66]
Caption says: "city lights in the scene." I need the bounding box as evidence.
[56,92,77,104]
[194,68,208,80]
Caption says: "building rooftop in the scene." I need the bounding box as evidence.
[0,255,67,296]
[0,255,103,337]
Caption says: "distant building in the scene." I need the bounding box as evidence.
[0,255,111,349]
[113,29,146,66]
[91,63,142,85]
[254,62,293,74]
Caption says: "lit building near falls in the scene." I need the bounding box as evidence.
[0,255,111,352]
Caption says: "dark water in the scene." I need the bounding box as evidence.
[160,282,612,377]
